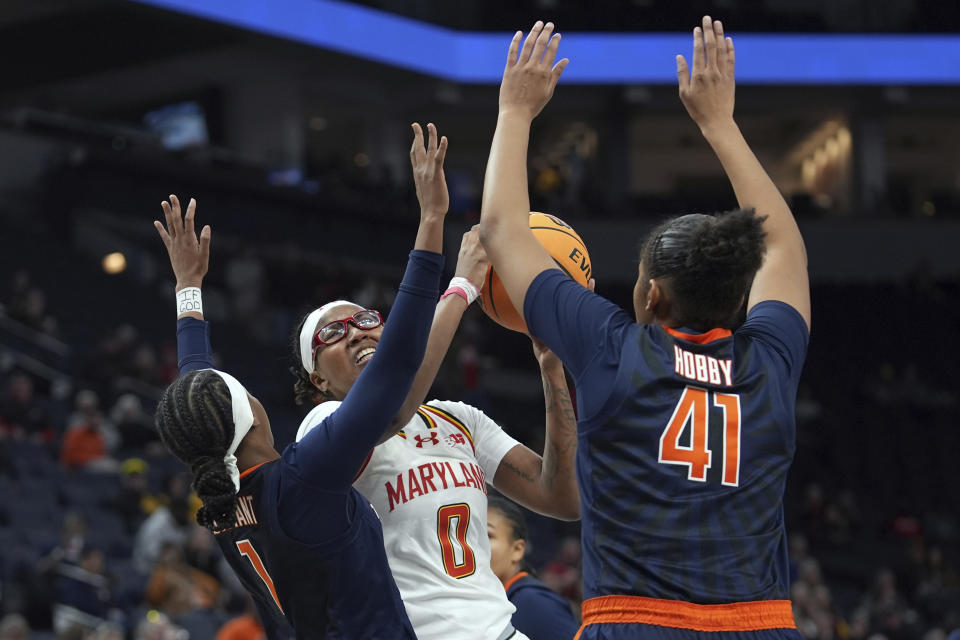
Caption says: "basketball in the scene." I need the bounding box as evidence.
[479,212,592,333]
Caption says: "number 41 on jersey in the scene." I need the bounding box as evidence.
[658,386,741,486]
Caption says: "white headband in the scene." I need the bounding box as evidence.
[298,300,353,374]
[207,369,255,492]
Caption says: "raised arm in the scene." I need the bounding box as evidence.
[493,338,580,520]
[295,125,447,487]
[678,16,810,329]
[388,226,488,438]
[478,21,569,315]
[154,195,216,373]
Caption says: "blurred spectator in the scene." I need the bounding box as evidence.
[226,250,265,324]
[60,410,117,472]
[861,568,920,639]
[110,394,158,452]
[0,373,52,438]
[145,543,220,618]
[111,458,156,534]
[133,497,191,574]
[90,622,125,640]
[540,536,582,603]
[51,547,113,634]
[216,598,265,640]
[0,614,30,640]
[134,610,186,640]
[38,513,89,571]
[8,287,58,335]
[183,525,224,584]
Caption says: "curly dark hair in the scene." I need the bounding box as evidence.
[290,311,331,407]
[639,208,767,330]
[154,370,238,531]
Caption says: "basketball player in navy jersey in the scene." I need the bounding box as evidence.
[150,123,451,638]
[479,18,809,639]
[487,497,580,639]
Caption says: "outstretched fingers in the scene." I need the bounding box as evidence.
[410,122,425,164]
[183,198,197,237]
[426,122,438,154]
[159,201,176,239]
[153,220,171,249]
[714,19,727,73]
[434,135,448,169]
[702,16,718,71]
[692,25,705,74]
[198,225,212,266]
[725,35,735,74]
[550,56,569,91]
[169,195,184,234]
[543,31,561,68]
[506,31,522,67]
[676,54,690,92]
[530,22,555,64]
[518,20,544,64]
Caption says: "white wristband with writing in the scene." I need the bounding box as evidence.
[176,287,203,317]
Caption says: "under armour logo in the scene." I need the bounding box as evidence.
[414,433,439,447]
[445,433,466,446]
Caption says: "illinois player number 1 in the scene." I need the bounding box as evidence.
[658,386,741,486]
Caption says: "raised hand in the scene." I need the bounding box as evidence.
[500,20,569,120]
[677,16,736,131]
[454,225,489,288]
[154,195,211,290]
[410,122,449,220]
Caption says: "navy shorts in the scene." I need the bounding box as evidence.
[576,625,804,640]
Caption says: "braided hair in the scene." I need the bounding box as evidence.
[639,208,767,330]
[488,496,533,574]
[154,370,238,531]
[290,311,334,406]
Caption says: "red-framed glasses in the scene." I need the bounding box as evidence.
[311,309,383,358]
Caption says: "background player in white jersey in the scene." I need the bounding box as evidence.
[292,125,582,640]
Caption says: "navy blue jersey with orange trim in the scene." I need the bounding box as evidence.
[214,459,414,640]
[175,249,444,638]
[524,269,809,604]
[505,572,580,639]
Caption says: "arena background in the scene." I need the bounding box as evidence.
[0,1,958,638]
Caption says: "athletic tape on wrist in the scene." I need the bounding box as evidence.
[447,277,479,305]
[176,287,203,317]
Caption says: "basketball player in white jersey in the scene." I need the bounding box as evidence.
[293,124,582,640]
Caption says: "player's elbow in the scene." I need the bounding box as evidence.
[540,493,581,521]
[547,502,581,522]
[478,217,500,249]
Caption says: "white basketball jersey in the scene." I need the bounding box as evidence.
[297,399,520,640]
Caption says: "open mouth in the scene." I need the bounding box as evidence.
[355,347,376,365]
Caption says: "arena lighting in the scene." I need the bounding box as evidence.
[129,0,960,84]
[102,252,127,274]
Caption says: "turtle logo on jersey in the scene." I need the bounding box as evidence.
[445,433,466,447]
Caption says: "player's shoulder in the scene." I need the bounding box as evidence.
[296,400,343,442]
[422,399,484,423]
[740,300,808,334]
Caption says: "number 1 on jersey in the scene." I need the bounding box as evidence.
[236,539,283,613]
[658,386,742,486]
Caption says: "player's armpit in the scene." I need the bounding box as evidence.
[479,221,557,315]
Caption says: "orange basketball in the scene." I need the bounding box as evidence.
[479,212,592,333]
